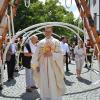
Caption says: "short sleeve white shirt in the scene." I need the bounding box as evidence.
[60,42,70,55]
[24,40,37,54]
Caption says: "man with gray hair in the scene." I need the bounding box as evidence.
[23,35,38,92]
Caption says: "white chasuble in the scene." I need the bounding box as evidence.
[31,37,65,100]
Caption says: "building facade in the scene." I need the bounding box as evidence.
[88,0,100,32]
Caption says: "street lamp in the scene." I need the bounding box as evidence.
[64,0,72,8]
[24,0,30,8]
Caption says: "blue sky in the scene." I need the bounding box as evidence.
[39,0,80,18]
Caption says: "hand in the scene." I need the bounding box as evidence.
[44,51,52,57]
[83,53,86,56]
[24,53,32,57]
[29,53,32,56]
[36,67,40,72]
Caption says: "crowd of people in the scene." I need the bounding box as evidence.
[0,26,95,100]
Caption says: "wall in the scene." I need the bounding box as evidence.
[89,0,100,31]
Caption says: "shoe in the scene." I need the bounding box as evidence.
[66,69,69,72]
[7,77,14,82]
[84,64,88,68]
[26,88,32,92]
[76,76,82,81]
[89,65,91,68]
[14,69,19,72]
[31,86,38,89]
[7,79,12,82]
[69,61,71,64]
[0,85,3,90]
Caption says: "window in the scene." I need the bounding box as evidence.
[93,0,96,6]
[94,13,97,27]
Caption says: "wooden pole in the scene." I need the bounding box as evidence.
[0,0,10,22]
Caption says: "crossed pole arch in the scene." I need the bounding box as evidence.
[22,25,82,45]
[2,22,100,86]
[14,23,83,71]
[3,22,86,62]
[22,22,81,40]
[0,22,84,85]
[3,21,94,64]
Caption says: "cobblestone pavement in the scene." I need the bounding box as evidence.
[0,60,100,100]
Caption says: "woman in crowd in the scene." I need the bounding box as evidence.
[74,40,86,78]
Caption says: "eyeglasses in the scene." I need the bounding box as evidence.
[45,31,52,33]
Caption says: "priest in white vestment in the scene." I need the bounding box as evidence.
[31,26,65,100]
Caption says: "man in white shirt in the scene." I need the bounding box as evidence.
[23,35,38,92]
[60,36,70,72]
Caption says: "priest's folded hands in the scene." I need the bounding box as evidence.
[43,51,52,57]
[36,67,40,72]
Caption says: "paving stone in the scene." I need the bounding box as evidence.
[0,60,100,100]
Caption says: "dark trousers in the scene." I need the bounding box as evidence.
[7,54,16,79]
[65,53,69,71]
[87,55,92,64]
[19,53,24,67]
[85,55,92,68]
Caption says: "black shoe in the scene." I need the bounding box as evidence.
[14,69,19,72]
[66,69,69,72]
[7,77,14,82]
[89,65,91,68]
[26,88,32,92]
[84,64,88,68]
[76,76,82,81]
[7,79,12,82]
[0,85,3,90]
[31,86,38,89]
[69,61,71,64]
